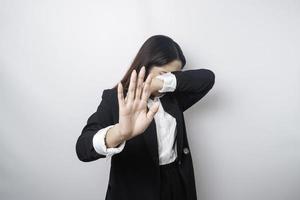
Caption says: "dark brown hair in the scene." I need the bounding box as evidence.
[112,35,186,93]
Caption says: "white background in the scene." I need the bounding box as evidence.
[1,0,299,200]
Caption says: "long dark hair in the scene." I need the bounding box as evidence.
[112,35,186,93]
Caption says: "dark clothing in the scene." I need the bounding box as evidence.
[76,69,215,200]
[160,158,187,200]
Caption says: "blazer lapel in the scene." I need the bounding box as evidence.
[143,93,184,165]
[142,116,159,165]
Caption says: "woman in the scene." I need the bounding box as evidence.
[75,35,215,200]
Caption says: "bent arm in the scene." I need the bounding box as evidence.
[75,89,125,162]
[170,68,215,112]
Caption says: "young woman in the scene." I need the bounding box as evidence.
[76,35,215,200]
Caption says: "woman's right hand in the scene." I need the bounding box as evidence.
[117,66,160,141]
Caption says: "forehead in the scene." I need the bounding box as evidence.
[160,60,182,71]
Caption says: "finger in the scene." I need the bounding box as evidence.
[127,70,137,103]
[117,82,125,107]
[146,102,160,121]
[125,94,127,103]
[141,73,153,102]
[135,66,145,101]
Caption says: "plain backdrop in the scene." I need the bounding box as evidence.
[1,0,299,200]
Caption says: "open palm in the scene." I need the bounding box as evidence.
[117,66,160,141]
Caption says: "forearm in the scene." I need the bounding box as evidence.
[171,69,215,93]
[105,123,126,148]
[171,68,215,111]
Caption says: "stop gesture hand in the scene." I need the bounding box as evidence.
[117,66,160,141]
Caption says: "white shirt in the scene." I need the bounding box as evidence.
[92,72,177,165]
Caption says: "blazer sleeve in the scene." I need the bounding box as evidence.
[170,68,215,112]
[76,89,115,162]
[93,125,126,157]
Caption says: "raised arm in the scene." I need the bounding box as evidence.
[76,66,160,162]
[170,68,215,112]
[75,89,115,162]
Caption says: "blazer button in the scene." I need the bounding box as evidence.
[178,160,181,165]
[183,147,190,154]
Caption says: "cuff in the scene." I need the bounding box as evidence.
[155,72,177,93]
[93,125,126,157]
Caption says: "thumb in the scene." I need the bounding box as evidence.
[146,102,159,121]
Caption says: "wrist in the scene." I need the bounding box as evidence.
[153,77,164,93]
[115,123,127,142]
[105,123,126,148]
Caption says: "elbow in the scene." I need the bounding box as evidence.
[207,69,215,89]
[202,68,215,90]
[75,139,89,162]
[75,135,106,162]
[75,136,95,162]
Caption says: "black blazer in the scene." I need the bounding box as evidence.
[76,68,215,200]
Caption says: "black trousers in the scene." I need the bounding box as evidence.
[159,158,187,200]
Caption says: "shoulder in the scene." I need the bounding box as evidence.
[101,87,118,103]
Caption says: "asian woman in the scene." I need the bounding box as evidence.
[75,35,215,200]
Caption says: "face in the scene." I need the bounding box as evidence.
[148,59,182,77]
